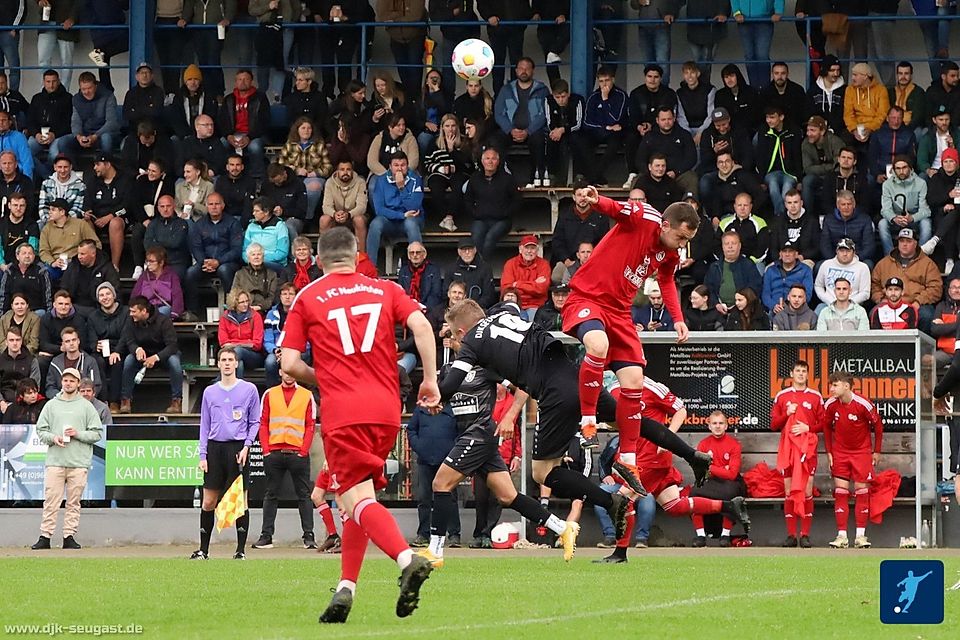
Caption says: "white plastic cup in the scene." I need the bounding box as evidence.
[206,307,220,322]
[217,24,226,40]
[40,127,50,139]
[58,253,68,268]
[99,339,110,358]
[183,203,194,217]
[856,124,866,138]
[62,426,71,443]
[42,5,51,21]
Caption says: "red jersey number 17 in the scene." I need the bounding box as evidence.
[327,303,383,355]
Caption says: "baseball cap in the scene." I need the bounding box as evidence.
[519,234,539,248]
[780,240,798,251]
[885,277,904,289]
[806,115,828,130]
[93,152,114,165]
[457,237,476,249]
[61,367,82,381]
[49,197,70,211]
[136,62,152,72]
[836,237,856,251]
[898,228,916,240]
[711,107,730,122]
[551,283,570,294]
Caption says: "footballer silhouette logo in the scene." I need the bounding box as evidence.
[880,560,944,624]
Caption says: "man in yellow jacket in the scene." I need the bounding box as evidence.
[252,370,317,550]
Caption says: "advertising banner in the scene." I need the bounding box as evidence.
[0,424,106,500]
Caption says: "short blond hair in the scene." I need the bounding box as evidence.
[444,299,485,332]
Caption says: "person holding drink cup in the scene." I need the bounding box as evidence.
[88,281,129,413]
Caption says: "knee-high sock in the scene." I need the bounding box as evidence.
[578,354,605,417]
[834,487,850,533]
[640,417,698,463]
[236,511,249,553]
[615,507,636,549]
[692,514,704,531]
[616,388,643,463]
[353,498,409,563]
[722,516,734,534]
[199,509,214,554]
[854,487,869,529]
[428,491,457,556]
[318,502,338,535]
[508,493,566,534]
[784,498,797,536]
[663,496,722,517]
[543,466,613,509]
[800,496,814,536]
[339,515,368,585]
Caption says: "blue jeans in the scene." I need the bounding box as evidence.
[51,133,118,164]
[304,177,325,220]
[470,218,512,261]
[37,29,74,90]
[737,21,774,89]
[801,174,823,217]
[919,6,954,80]
[0,30,21,91]
[638,26,672,86]
[121,352,183,401]
[232,346,265,379]
[28,137,54,180]
[258,28,294,98]
[689,42,719,78]
[366,215,424,266]
[764,171,797,217]
[184,263,239,314]
[593,483,656,542]
[398,352,417,374]
[879,218,932,255]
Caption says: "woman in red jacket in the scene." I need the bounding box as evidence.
[217,289,265,379]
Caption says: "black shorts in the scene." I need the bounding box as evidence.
[690,476,747,501]
[443,426,508,477]
[203,440,249,492]
[532,346,617,461]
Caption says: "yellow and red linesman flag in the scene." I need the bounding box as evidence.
[215,475,247,532]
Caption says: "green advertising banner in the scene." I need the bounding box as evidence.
[106,440,202,486]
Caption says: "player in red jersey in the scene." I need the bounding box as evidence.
[770,360,824,549]
[595,379,750,563]
[311,464,342,553]
[561,186,699,498]
[279,228,439,624]
[822,370,883,549]
[691,411,747,547]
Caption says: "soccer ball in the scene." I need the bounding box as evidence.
[452,38,495,81]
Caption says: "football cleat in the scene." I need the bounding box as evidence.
[579,418,600,450]
[319,587,353,624]
[782,535,798,548]
[727,496,751,533]
[691,451,713,487]
[318,533,341,553]
[854,535,871,549]
[692,535,707,548]
[396,555,433,618]
[559,521,580,562]
[799,535,812,548]
[829,534,849,548]
[608,492,630,540]
[612,460,648,498]
[592,553,627,564]
[415,548,445,569]
[189,550,208,560]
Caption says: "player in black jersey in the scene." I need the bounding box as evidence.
[416,362,581,567]
[427,300,713,540]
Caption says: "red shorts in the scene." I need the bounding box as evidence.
[637,465,684,498]
[561,294,646,366]
[314,468,331,491]
[831,452,874,483]
[321,423,399,494]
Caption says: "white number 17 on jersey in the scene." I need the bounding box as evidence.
[327,303,383,355]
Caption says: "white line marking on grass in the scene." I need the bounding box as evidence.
[333,587,853,637]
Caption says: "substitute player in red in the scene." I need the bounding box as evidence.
[770,360,824,548]
[595,378,750,563]
[562,185,699,497]
[691,411,747,547]
[822,370,883,549]
[279,227,439,624]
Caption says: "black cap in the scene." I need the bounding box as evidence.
[49,197,70,211]
[93,152,114,165]
[551,283,570,294]
[780,240,798,251]
[836,237,856,251]
[457,237,476,249]
[885,277,905,289]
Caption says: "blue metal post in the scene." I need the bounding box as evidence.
[570,2,593,98]
[129,0,155,90]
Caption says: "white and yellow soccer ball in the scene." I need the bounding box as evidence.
[452,38,495,81]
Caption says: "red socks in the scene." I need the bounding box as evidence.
[834,487,850,532]
[353,498,408,561]
[784,499,797,537]
[339,516,368,583]
[615,509,636,549]
[800,496,813,536]
[854,488,869,529]
[662,497,721,517]
[317,502,338,536]
[578,355,605,417]
[616,388,643,458]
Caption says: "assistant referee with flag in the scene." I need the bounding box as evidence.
[192,347,262,560]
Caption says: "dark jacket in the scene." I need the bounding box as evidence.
[714,67,761,132]
[867,123,917,180]
[164,85,219,139]
[87,304,131,355]
[39,307,92,354]
[583,86,629,130]
[755,126,802,178]
[120,308,179,361]
[406,405,458,466]
[820,208,878,264]
[59,252,120,310]
[685,306,722,331]
[698,122,756,174]
[464,168,520,221]
[215,172,259,223]
[808,76,847,135]
[710,166,767,218]
[84,171,135,220]
[445,254,497,309]
[532,297,564,332]
[704,256,763,305]
[218,89,271,139]
[71,83,119,137]
[282,82,329,137]
[123,82,166,128]
[27,84,73,138]
[686,0,730,45]
[281,260,322,286]
[926,79,960,125]
[398,260,444,309]
[3,398,46,424]
[0,349,38,402]
[0,261,51,313]
[637,125,697,175]
[181,135,229,176]
[822,165,871,213]
[768,209,821,261]
[260,168,308,219]
[132,172,176,224]
[429,0,481,41]
[144,214,191,268]
[635,173,681,214]
[627,84,678,131]
[551,204,609,264]
[926,167,960,214]
[759,80,811,131]
[546,92,586,134]
[190,214,244,265]
[723,306,769,331]
[119,133,176,176]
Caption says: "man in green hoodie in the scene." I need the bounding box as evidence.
[31,367,102,550]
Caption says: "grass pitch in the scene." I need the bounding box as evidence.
[1,549,958,639]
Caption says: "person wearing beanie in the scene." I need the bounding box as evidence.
[165,64,219,140]
[807,55,845,135]
[921,147,960,264]
[181,1,234,98]
[87,280,130,413]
